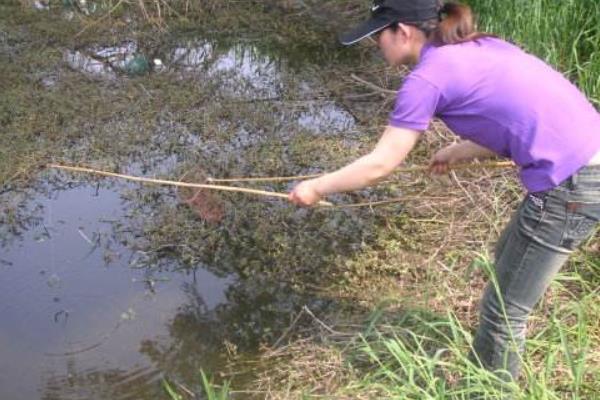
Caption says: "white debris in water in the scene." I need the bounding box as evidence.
[78,0,89,14]
[33,0,49,11]
[120,308,136,321]
[153,58,165,73]
[40,74,58,88]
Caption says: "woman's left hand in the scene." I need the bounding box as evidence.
[288,179,322,207]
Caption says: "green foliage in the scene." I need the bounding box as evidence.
[468,0,600,106]
[200,370,231,400]
[346,288,599,399]
[162,380,183,400]
[163,371,230,400]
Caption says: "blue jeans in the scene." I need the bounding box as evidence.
[471,165,600,380]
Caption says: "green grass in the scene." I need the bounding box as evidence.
[468,0,600,106]
[164,371,231,400]
[338,253,600,399]
[346,309,596,399]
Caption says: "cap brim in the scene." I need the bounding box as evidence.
[338,15,396,46]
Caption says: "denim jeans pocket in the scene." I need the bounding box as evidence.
[520,193,547,232]
[560,201,600,250]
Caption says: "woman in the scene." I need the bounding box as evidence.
[288,0,600,382]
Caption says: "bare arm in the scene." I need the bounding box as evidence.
[289,126,420,205]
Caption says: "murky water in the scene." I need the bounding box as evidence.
[0,176,229,399]
[0,34,380,399]
[0,171,344,399]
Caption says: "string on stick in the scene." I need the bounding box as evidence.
[205,160,515,183]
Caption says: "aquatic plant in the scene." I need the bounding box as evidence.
[164,371,230,400]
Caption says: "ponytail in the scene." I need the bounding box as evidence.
[416,2,492,46]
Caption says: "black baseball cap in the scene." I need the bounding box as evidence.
[339,0,441,45]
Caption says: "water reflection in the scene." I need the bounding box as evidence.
[36,272,334,400]
[64,42,139,80]
[170,42,282,99]
[62,38,355,135]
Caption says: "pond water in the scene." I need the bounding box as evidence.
[0,172,348,399]
[0,35,379,399]
[0,178,230,399]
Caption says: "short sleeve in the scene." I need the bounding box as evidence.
[388,75,441,131]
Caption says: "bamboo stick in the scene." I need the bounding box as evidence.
[330,195,450,209]
[47,160,514,210]
[206,160,515,183]
[46,164,334,207]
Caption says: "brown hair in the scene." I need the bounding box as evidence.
[413,2,493,45]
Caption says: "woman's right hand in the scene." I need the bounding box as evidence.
[288,179,323,207]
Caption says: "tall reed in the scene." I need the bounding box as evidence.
[468,0,600,106]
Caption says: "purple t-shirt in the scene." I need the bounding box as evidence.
[389,37,600,192]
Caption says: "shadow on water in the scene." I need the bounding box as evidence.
[0,29,399,399]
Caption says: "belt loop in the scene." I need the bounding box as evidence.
[570,171,578,189]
